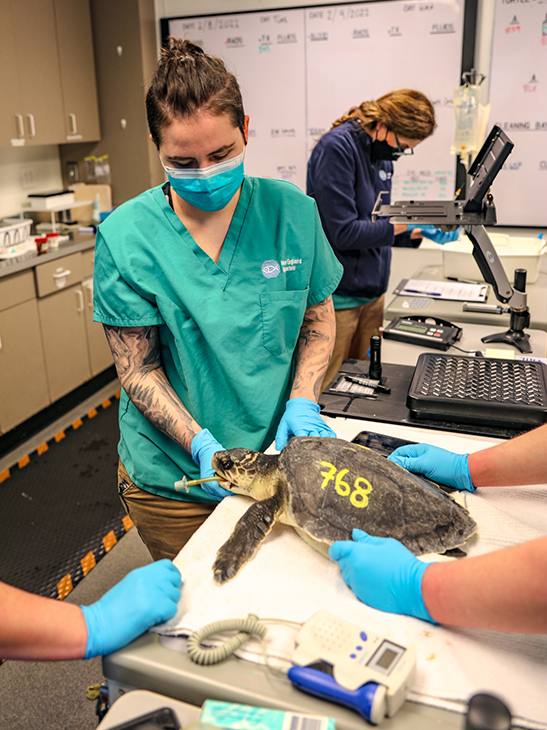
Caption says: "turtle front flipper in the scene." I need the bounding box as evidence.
[213,494,282,584]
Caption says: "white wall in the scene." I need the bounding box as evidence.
[0,146,63,220]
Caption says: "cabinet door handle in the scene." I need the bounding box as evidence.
[83,281,94,307]
[68,113,78,135]
[53,268,71,279]
[15,115,25,138]
[0,334,2,351]
[26,114,36,138]
[76,289,84,313]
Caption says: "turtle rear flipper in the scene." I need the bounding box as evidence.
[213,494,282,584]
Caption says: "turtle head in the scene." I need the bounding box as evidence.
[212,448,280,499]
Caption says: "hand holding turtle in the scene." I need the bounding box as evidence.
[329,529,437,623]
[387,444,474,492]
[275,397,336,450]
[191,429,234,499]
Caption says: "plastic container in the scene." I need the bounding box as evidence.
[35,236,49,254]
[0,218,33,248]
[442,233,546,284]
[46,232,60,249]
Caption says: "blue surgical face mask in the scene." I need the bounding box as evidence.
[160,152,245,212]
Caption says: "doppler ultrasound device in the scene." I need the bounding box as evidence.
[288,611,416,725]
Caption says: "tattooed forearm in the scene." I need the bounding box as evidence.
[103,325,199,452]
[291,297,336,401]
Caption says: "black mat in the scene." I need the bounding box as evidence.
[0,398,128,599]
[319,359,529,440]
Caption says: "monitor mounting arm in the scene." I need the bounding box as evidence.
[371,126,531,353]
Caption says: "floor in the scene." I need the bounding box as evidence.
[0,380,152,730]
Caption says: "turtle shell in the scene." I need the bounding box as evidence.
[279,437,476,555]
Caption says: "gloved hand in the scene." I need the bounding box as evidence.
[329,529,437,623]
[275,397,336,450]
[191,428,233,499]
[388,443,474,491]
[408,224,461,244]
[81,560,182,659]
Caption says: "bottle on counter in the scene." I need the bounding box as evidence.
[46,232,60,249]
[92,194,101,226]
[35,237,48,254]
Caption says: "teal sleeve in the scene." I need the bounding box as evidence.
[307,201,343,307]
[92,230,164,327]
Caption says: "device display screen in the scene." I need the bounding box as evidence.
[367,640,405,675]
[397,322,428,333]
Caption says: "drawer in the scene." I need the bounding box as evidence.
[81,247,95,278]
[0,270,36,311]
[35,253,83,298]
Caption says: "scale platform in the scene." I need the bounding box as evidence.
[319,356,547,439]
[408,353,547,428]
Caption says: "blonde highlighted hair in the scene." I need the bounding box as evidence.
[332,89,436,141]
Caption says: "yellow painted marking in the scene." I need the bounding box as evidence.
[101,399,111,409]
[54,431,66,443]
[57,573,73,599]
[81,551,96,576]
[103,530,117,552]
[87,408,98,419]
[0,469,10,484]
[72,418,83,430]
[122,515,134,531]
[319,461,372,508]
[37,442,49,455]
[18,456,30,469]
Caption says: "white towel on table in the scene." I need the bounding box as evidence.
[155,423,547,729]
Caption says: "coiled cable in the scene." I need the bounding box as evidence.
[187,613,268,665]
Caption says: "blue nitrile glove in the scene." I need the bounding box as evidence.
[329,529,437,623]
[387,443,474,492]
[80,560,182,659]
[275,397,336,451]
[408,224,461,244]
[191,428,233,500]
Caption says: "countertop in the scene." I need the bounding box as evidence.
[0,232,96,279]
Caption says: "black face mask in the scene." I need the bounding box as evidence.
[370,139,402,162]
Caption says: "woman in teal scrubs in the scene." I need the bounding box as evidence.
[93,38,343,561]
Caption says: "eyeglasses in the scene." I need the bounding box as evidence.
[393,132,414,158]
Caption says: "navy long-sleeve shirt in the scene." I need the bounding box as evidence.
[307,119,412,299]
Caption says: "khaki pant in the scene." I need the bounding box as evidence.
[322,294,385,391]
[118,460,216,561]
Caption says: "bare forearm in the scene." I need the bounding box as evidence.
[0,583,87,660]
[291,297,336,401]
[422,536,547,633]
[104,325,200,452]
[468,423,547,487]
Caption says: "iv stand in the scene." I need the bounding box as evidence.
[371,125,532,353]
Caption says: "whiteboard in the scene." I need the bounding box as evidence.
[488,0,547,227]
[164,0,466,200]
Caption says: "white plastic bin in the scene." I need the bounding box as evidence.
[442,233,545,284]
[0,218,33,248]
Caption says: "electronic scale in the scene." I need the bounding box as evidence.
[382,316,462,351]
[288,611,416,725]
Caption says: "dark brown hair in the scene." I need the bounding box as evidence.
[146,37,246,147]
[332,89,436,141]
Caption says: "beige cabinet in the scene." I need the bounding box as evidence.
[0,0,100,148]
[38,284,92,402]
[4,0,66,147]
[54,0,101,143]
[0,272,50,434]
[82,278,113,376]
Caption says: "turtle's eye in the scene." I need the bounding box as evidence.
[216,453,236,472]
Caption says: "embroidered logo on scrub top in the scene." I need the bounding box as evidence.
[378,169,392,181]
[262,260,281,278]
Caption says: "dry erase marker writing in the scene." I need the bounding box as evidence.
[404,289,441,296]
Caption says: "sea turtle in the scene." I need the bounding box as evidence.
[211,436,477,584]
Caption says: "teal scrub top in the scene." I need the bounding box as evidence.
[93,177,343,502]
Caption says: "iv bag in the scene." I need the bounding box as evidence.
[451,84,486,157]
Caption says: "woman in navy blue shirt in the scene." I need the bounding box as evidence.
[307,90,438,389]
